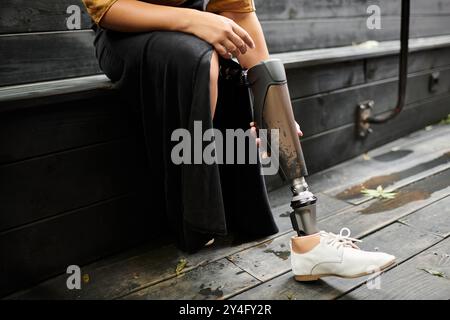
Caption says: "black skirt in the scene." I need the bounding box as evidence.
[93,8,278,252]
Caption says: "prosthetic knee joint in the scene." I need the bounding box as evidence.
[246,59,318,236]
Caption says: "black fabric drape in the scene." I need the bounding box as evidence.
[94,19,278,252]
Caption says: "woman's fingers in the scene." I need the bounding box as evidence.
[214,44,232,59]
[226,29,248,55]
[231,22,255,49]
[221,39,240,57]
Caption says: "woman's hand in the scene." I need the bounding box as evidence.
[185,11,256,59]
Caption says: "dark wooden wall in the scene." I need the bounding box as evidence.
[1,0,450,297]
[257,0,450,52]
[2,0,450,85]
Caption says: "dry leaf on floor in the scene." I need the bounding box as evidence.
[176,258,188,275]
[419,268,446,278]
[361,185,397,199]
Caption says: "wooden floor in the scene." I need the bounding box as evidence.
[8,123,450,300]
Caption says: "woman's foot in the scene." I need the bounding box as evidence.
[290,228,396,281]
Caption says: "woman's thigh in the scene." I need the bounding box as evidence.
[95,29,214,86]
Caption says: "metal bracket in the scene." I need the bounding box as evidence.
[356,100,374,138]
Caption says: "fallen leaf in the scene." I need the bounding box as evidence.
[176,258,188,275]
[419,268,446,278]
[361,185,397,199]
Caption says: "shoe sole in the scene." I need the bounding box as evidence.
[294,259,396,282]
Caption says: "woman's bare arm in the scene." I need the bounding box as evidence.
[100,0,255,59]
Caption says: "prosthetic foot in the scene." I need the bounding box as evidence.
[246,59,318,235]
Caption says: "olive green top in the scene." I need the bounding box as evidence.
[82,0,256,24]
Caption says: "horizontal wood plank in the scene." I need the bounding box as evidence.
[263,16,450,53]
[0,31,100,86]
[294,65,450,137]
[307,124,450,193]
[399,195,450,237]
[256,0,450,21]
[0,194,153,298]
[0,138,145,231]
[0,0,92,34]
[300,93,450,174]
[320,169,450,237]
[123,259,259,300]
[0,95,134,164]
[341,237,450,299]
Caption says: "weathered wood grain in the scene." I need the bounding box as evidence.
[294,66,450,138]
[336,153,450,205]
[286,60,365,100]
[308,124,450,194]
[340,237,450,299]
[0,139,142,231]
[0,0,92,34]
[300,94,450,174]
[0,194,153,298]
[366,47,450,82]
[7,186,348,300]
[0,75,113,111]
[263,16,450,53]
[275,36,450,70]
[232,222,441,299]
[9,125,450,299]
[125,169,450,300]
[123,259,259,300]
[3,0,450,34]
[0,30,100,86]
[399,196,450,237]
[320,169,450,237]
[256,0,450,21]
[0,95,132,164]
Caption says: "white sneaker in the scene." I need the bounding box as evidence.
[290,228,396,281]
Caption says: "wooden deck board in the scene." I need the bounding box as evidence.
[7,123,450,300]
[8,188,350,299]
[123,259,259,300]
[231,222,442,300]
[340,237,450,300]
[399,196,450,238]
[320,169,450,237]
[123,168,450,300]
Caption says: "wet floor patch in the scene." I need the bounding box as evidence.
[361,169,450,214]
[263,248,290,260]
[199,284,224,298]
[373,149,413,162]
[336,152,450,201]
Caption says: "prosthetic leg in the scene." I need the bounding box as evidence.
[246,59,318,236]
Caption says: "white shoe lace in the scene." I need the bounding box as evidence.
[320,227,362,250]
